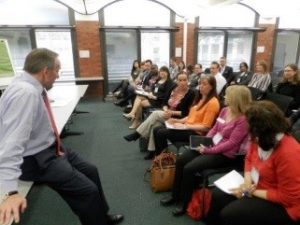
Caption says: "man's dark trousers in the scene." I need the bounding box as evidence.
[20,145,109,225]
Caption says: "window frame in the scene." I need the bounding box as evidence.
[99,4,178,96]
[273,29,300,73]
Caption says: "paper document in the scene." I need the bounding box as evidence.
[135,89,150,97]
[165,121,187,130]
[214,170,244,194]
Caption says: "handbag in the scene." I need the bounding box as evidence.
[148,151,176,192]
[186,188,212,220]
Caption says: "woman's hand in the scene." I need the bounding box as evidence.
[148,92,156,100]
[163,111,172,119]
[196,144,205,154]
[229,183,256,198]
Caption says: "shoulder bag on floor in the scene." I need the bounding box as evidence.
[145,151,176,193]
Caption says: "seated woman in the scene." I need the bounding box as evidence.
[123,72,195,160]
[123,66,175,129]
[113,59,142,106]
[248,60,271,92]
[275,63,300,116]
[160,85,252,217]
[153,75,220,156]
[231,62,253,85]
[204,101,300,225]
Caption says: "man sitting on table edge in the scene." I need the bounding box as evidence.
[0,48,123,225]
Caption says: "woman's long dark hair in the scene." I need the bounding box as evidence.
[131,59,140,76]
[245,101,291,151]
[193,75,218,111]
[158,66,171,81]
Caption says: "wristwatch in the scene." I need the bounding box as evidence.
[2,190,18,201]
[7,190,18,196]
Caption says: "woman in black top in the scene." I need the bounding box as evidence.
[113,59,142,106]
[123,66,175,129]
[275,63,300,116]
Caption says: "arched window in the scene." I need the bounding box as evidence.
[101,0,174,91]
[0,0,75,80]
[273,14,300,72]
[197,4,256,71]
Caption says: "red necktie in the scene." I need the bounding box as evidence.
[42,90,64,156]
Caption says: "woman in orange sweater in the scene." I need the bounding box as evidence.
[153,75,220,156]
[205,101,300,225]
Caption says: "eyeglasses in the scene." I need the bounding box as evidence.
[284,69,294,72]
[210,67,218,70]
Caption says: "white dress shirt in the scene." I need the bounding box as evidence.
[0,72,55,194]
[214,72,227,94]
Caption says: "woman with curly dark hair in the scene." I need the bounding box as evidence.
[204,101,300,225]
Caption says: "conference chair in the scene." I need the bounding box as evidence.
[263,92,293,116]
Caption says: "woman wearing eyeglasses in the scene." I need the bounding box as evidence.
[275,63,300,116]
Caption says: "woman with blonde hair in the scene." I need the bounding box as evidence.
[248,60,271,92]
[160,85,252,217]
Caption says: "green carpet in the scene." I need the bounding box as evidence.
[18,97,205,225]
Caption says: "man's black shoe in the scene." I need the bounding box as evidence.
[107,214,124,225]
[123,132,140,142]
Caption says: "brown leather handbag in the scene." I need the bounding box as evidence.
[149,151,176,192]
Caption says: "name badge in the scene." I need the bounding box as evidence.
[217,117,225,124]
[212,132,223,145]
[250,167,259,185]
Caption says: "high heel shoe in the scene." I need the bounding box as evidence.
[123,132,141,141]
[122,113,135,121]
[172,207,186,216]
[129,121,140,129]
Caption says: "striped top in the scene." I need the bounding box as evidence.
[248,73,271,92]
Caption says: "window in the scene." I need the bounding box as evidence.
[199,4,255,27]
[105,31,138,87]
[197,32,224,69]
[104,0,170,26]
[197,4,256,71]
[141,32,170,68]
[35,30,75,81]
[102,0,173,92]
[0,29,31,74]
[227,31,253,71]
[273,32,300,73]
[0,0,69,25]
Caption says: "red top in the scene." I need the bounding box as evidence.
[245,135,300,221]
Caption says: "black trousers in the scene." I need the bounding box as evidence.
[171,150,232,208]
[20,145,109,225]
[153,126,197,154]
[204,188,297,225]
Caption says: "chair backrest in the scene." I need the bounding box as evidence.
[263,92,293,115]
[247,86,264,100]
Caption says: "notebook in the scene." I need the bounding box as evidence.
[189,135,213,150]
